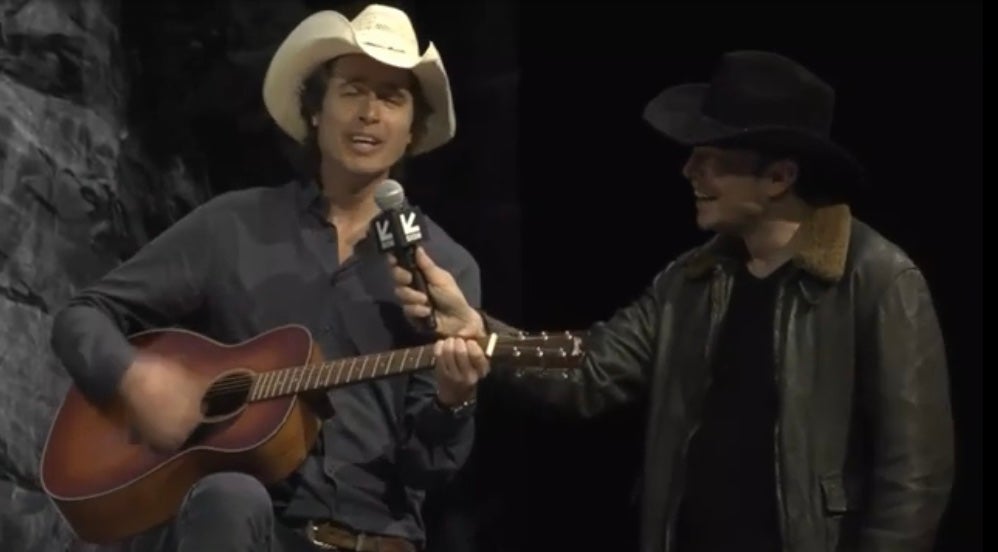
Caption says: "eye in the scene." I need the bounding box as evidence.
[380,90,406,106]
[340,85,362,96]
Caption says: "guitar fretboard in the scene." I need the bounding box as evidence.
[248,344,434,401]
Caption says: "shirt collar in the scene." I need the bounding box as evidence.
[295,179,330,221]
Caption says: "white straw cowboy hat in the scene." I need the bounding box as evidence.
[262,4,456,156]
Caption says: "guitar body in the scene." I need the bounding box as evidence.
[39,324,324,544]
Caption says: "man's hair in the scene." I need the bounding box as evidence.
[752,149,848,206]
[296,57,433,180]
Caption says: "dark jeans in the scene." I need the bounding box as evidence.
[120,472,320,552]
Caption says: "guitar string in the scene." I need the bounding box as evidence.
[201,336,579,396]
[199,344,573,397]
[199,345,552,396]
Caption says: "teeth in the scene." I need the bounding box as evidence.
[351,136,379,144]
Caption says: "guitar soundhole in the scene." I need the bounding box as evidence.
[202,370,253,420]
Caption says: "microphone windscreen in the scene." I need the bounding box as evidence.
[374,179,406,210]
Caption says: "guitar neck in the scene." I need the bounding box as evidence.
[247,343,438,401]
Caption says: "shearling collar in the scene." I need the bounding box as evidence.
[682,204,852,283]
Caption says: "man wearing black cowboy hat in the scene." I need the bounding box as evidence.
[387,50,955,551]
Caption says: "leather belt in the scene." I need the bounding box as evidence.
[305,520,418,552]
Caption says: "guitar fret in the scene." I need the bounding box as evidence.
[265,370,276,398]
[249,373,261,401]
[241,331,585,403]
[250,342,490,402]
[266,371,276,397]
[261,371,273,399]
[305,365,322,390]
[323,361,333,388]
[248,375,259,401]
[273,370,285,397]
[253,372,270,400]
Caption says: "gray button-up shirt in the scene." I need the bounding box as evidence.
[49,179,482,546]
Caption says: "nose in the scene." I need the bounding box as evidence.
[682,153,697,180]
[358,93,381,124]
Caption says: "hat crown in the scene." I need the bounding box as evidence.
[351,4,419,56]
[702,50,835,136]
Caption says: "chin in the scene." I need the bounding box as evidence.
[341,157,392,177]
[695,214,719,232]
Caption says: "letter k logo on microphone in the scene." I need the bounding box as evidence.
[399,212,422,242]
[375,218,395,249]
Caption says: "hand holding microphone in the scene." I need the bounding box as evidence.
[374,179,484,338]
[373,179,438,334]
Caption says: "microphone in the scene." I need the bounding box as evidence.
[372,179,438,333]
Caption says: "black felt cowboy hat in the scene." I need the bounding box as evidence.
[643,50,865,186]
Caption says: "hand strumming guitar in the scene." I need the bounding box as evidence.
[118,353,204,453]
[388,246,490,407]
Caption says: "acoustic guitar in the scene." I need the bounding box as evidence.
[38,324,584,544]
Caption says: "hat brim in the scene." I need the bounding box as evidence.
[263,11,455,156]
[643,83,865,186]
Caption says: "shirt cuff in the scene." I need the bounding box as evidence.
[419,395,476,443]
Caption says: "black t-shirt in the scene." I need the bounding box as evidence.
[674,261,791,552]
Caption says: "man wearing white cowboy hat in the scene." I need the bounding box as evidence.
[50,4,486,551]
[389,50,955,551]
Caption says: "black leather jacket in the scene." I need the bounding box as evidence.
[486,205,954,551]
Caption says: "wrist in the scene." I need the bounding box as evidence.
[434,389,477,412]
[461,307,487,339]
[433,395,477,419]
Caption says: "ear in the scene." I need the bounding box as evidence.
[761,159,799,198]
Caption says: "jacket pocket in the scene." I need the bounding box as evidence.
[820,473,851,515]
[820,472,862,550]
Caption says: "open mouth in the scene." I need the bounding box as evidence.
[348,134,384,149]
[694,191,717,201]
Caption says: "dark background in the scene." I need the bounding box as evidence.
[0,0,980,550]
